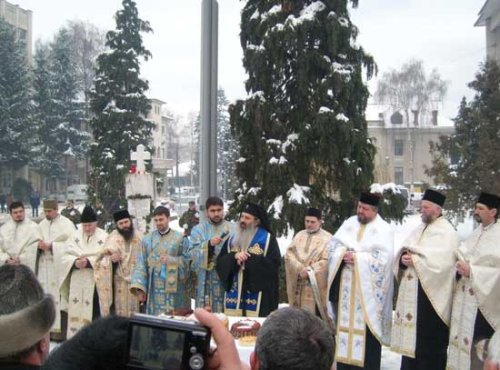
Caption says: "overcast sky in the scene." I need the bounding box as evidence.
[15,0,486,120]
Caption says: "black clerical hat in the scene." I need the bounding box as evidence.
[113,209,131,222]
[359,192,380,207]
[81,205,97,223]
[306,207,322,219]
[477,192,500,209]
[422,189,446,207]
[242,202,271,232]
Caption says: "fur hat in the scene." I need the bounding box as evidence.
[43,199,58,210]
[0,265,55,357]
[81,205,97,223]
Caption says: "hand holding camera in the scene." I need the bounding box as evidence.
[126,309,248,370]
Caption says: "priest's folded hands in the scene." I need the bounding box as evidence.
[74,257,89,269]
[401,250,414,267]
[455,260,470,277]
[235,251,251,265]
[107,250,121,263]
[343,250,355,264]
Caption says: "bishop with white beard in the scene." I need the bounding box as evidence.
[216,202,281,317]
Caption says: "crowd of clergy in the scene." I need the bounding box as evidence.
[0,187,499,370]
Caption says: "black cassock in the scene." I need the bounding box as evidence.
[329,263,382,370]
[216,231,281,317]
[401,281,449,370]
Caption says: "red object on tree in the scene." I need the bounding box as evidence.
[129,163,137,174]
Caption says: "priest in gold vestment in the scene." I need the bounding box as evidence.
[285,207,332,326]
[392,189,459,370]
[447,192,500,370]
[59,206,108,338]
[95,209,142,317]
[327,193,394,370]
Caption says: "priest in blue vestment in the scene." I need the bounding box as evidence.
[130,206,190,315]
[189,196,232,312]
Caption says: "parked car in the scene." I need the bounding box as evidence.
[66,184,88,202]
[46,192,66,202]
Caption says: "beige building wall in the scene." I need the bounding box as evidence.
[147,99,175,195]
[0,0,32,61]
[148,98,168,160]
[367,106,454,190]
[476,0,500,66]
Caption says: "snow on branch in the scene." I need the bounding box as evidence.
[287,184,310,205]
[285,1,326,27]
[268,195,284,219]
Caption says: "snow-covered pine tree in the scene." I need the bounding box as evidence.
[0,19,34,169]
[50,29,89,158]
[33,41,60,176]
[427,62,500,212]
[230,1,376,234]
[88,0,153,210]
[33,30,90,180]
[217,88,239,200]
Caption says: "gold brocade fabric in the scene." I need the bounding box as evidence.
[285,228,332,327]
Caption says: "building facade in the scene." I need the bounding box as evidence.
[476,0,500,66]
[147,99,174,195]
[0,0,32,61]
[367,105,454,191]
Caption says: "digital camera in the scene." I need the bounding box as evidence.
[126,313,211,370]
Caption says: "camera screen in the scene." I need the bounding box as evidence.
[128,324,185,370]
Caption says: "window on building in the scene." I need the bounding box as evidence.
[432,110,438,125]
[2,173,12,189]
[394,167,404,185]
[394,139,404,156]
[391,112,403,124]
[412,110,419,126]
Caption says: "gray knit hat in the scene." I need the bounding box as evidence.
[0,265,55,357]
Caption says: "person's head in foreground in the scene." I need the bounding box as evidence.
[44,316,129,370]
[252,307,334,370]
[0,264,55,367]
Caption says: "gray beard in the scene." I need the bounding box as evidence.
[232,224,257,249]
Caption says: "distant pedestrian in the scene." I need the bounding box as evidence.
[6,193,13,210]
[30,190,41,218]
[61,199,81,226]
[0,193,6,213]
[179,201,199,236]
